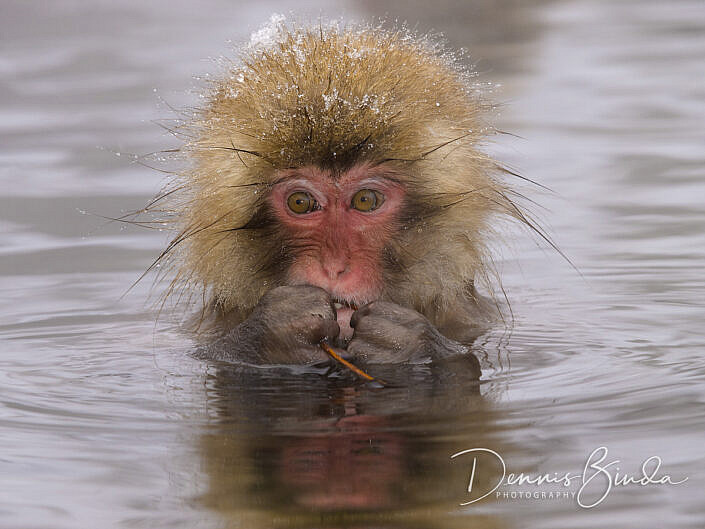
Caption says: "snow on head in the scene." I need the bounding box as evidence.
[248,13,287,50]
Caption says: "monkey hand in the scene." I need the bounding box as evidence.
[214,285,340,365]
[347,301,473,365]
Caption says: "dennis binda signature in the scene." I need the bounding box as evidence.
[450,446,688,509]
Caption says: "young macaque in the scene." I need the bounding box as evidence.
[152,20,526,369]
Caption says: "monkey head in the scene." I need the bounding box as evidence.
[157,20,522,335]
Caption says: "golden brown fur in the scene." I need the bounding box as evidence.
[148,20,534,330]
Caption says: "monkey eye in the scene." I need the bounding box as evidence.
[287,191,319,214]
[351,189,385,212]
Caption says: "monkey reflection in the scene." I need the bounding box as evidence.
[196,364,509,529]
[146,20,531,367]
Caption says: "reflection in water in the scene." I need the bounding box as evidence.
[197,362,506,528]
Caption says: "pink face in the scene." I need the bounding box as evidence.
[269,164,405,337]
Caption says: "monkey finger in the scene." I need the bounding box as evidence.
[304,317,340,343]
[349,314,391,337]
[347,338,399,364]
[350,314,424,349]
[350,301,400,327]
[351,300,425,327]
[349,304,371,328]
[306,305,337,321]
[348,333,431,364]
[283,345,330,365]
[262,284,332,307]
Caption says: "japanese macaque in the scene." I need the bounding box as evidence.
[150,19,530,369]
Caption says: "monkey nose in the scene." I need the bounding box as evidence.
[322,259,349,279]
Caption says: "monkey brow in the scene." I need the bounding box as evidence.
[270,172,304,185]
[360,163,407,184]
[271,166,405,186]
[375,172,404,185]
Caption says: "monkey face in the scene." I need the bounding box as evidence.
[157,25,507,328]
[268,163,405,336]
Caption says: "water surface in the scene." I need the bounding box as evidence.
[1,1,704,528]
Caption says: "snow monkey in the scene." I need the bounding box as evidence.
[150,19,532,369]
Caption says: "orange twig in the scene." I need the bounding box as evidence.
[320,340,385,386]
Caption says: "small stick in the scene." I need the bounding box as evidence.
[320,340,386,386]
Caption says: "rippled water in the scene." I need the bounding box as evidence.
[1,1,704,528]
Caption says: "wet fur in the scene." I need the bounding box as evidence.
[142,21,541,332]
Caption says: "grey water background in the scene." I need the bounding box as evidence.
[1,0,704,527]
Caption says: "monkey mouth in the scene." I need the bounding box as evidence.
[332,298,357,340]
[332,298,358,311]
